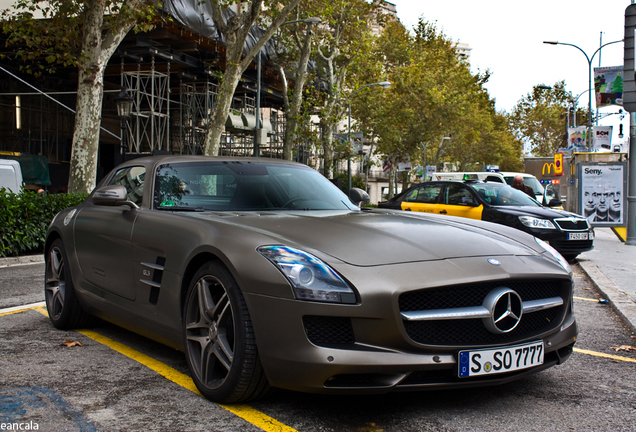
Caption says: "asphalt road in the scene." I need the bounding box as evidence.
[0,262,45,308]
[1,262,635,432]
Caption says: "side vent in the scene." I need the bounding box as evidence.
[149,287,160,305]
[141,257,166,305]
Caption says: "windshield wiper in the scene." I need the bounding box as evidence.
[157,206,205,212]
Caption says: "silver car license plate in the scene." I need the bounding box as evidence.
[567,232,588,240]
[458,341,544,377]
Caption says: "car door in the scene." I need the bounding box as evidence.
[439,183,483,220]
[73,166,146,301]
[401,183,443,213]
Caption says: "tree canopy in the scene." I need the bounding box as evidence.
[509,81,572,157]
[350,17,523,195]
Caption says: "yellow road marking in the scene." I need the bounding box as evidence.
[573,296,602,302]
[33,307,297,432]
[0,302,46,317]
[574,347,636,363]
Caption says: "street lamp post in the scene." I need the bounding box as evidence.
[543,39,622,150]
[347,81,391,195]
[114,86,133,165]
[252,17,321,157]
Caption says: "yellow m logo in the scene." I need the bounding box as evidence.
[542,163,555,175]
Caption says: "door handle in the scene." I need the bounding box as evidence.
[439,210,447,214]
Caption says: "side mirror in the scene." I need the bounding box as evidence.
[548,198,563,207]
[92,185,139,209]
[349,187,370,207]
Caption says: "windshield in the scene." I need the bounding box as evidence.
[469,183,541,207]
[504,175,544,196]
[153,161,357,211]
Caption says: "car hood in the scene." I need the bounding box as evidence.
[194,210,539,266]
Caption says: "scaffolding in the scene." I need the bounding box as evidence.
[121,54,171,154]
[178,80,217,155]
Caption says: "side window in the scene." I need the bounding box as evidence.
[109,166,146,205]
[445,184,475,206]
[154,163,238,210]
[415,184,442,203]
[403,188,419,202]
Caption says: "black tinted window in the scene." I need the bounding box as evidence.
[109,166,145,205]
[154,161,355,211]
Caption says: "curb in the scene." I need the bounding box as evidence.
[578,256,636,336]
[0,254,45,268]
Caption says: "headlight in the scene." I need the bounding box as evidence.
[519,216,556,229]
[257,246,356,304]
[535,237,571,274]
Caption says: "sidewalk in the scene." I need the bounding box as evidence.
[0,254,44,268]
[578,228,636,335]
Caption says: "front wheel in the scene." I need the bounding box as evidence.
[183,261,270,403]
[45,239,93,329]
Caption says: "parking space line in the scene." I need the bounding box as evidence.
[33,307,297,432]
[574,347,636,363]
[573,296,602,302]
[0,301,46,317]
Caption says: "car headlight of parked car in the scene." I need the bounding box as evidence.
[519,216,556,229]
[258,246,357,304]
[535,237,571,274]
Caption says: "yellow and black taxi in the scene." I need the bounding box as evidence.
[378,180,593,260]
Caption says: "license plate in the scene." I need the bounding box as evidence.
[567,232,588,240]
[458,341,544,377]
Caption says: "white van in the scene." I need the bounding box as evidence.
[0,159,24,193]
[500,172,544,202]
[431,171,505,183]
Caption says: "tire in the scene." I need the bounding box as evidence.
[45,239,94,329]
[183,261,270,403]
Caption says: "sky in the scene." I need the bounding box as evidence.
[390,0,631,150]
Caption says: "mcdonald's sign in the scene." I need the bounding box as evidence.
[542,162,556,175]
[554,153,563,176]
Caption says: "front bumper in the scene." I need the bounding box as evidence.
[243,255,577,394]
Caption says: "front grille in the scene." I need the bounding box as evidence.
[303,316,355,346]
[399,279,568,346]
[400,280,564,312]
[403,307,559,345]
[554,218,589,231]
[550,239,594,252]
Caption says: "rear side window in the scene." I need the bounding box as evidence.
[404,184,442,203]
[109,166,146,205]
[444,184,475,206]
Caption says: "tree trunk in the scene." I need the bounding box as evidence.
[203,63,244,156]
[67,0,106,194]
[67,0,139,194]
[283,25,314,161]
[320,121,335,178]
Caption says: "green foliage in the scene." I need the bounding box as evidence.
[0,189,87,257]
[331,172,364,196]
[352,17,524,181]
[510,81,571,156]
[1,0,158,76]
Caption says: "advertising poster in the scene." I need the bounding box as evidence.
[592,126,613,152]
[594,66,623,107]
[426,165,436,181]
[398,156,412,172]
[567,126,589,151]
[580,163,626,226]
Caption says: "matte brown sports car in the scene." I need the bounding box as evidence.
[45,156,577,403]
